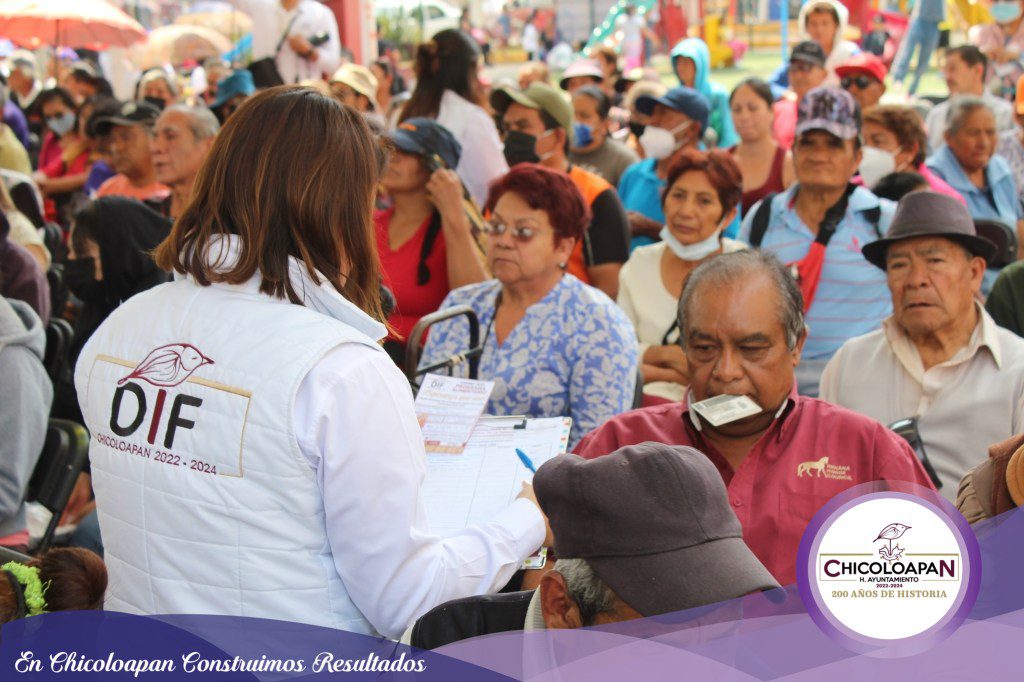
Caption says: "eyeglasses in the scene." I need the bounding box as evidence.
[841,75,876,90]
[481,220,540,243]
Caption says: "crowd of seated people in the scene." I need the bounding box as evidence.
[4,24,1024,643]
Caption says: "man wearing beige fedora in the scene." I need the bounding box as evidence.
[820,191,1024,501]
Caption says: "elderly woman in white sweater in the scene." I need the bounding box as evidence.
[617,148,745,403]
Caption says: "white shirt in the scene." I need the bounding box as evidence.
[294,342,544,638]
[522,24,540,53]
[925,94,1016,153]
[228,0,342,84]
[617,240,745,401]
[616,14,646,52]
[820,304,1024,501]
[436,90,509,207]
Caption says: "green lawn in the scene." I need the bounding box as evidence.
[651,50,949,100]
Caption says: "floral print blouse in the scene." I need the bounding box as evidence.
[419,275,639,448]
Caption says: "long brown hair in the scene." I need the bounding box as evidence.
[154,86,387,320]
[399,30,482,122]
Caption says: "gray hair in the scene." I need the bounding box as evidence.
[677,250,806,350]
[555,558,617,626]
[138,69,179,97]
[945,96,991,137]
[161,105,220,141]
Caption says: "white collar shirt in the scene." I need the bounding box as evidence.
[820,302,1024,500]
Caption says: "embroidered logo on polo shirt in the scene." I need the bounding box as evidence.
[797,456,853,481]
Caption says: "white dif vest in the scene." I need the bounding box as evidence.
[75,273,384,632]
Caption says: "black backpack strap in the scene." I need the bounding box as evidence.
[749,193,778,248]
[417,210,444,286]
[861,205,883,239]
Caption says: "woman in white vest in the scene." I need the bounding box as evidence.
[74,86,548,639]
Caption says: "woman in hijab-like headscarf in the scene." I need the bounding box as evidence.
[52,196,172,421]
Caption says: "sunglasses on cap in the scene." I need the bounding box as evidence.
[481,219,541,243]
[841,74,878,90]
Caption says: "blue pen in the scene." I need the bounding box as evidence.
[515,448,537,474]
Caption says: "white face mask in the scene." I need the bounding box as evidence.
[659,225,723,261]
[858,145,903,189]
[639,121,691,160]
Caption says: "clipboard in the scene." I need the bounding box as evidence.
[421,416,572,538]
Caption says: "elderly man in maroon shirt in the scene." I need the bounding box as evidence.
[575,250,934,585]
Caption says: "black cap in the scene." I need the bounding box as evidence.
[386,117,462,171]
[790,41,827,68]
[92,101,160,137]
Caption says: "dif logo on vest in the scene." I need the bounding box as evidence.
[87,343,252,478]
[797,483,981,657]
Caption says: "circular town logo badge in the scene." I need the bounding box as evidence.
[797,485,981,656]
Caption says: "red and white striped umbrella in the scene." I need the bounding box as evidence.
[0,0,147,49]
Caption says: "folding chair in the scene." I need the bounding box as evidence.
[41,222,65,262]
[28,420,90,553]
[43,318,74,384]
[974,219,1018,270]
[46,262,68,319]
[0,545,33,565]
[404,305,483,393]
[888,417,942,490]
[632,369,644,410]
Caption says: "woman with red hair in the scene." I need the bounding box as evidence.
[617,149,746,403]
[420,164,638,448]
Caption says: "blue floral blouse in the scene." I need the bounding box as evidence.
[419,275,639,448]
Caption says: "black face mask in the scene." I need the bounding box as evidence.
[503,130,541,167]
[65,257,105,304]
[143,96,167,111]
[629,121,646,139]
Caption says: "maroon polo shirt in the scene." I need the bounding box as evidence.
[573,386,935,585]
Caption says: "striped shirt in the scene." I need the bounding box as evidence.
[738,185,894,359]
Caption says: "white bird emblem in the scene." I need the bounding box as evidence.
[118,344,214,388]
[874,523,911,561]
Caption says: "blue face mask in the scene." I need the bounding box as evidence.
[572,122,594,148]
[991,0,1023,24]
[47,111,76,137]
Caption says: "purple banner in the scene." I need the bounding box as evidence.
[1,505,1022,680]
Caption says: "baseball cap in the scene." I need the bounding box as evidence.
[92,100,160,136]
[534,443,780,617]
[635,85,710,134]
[796,86,862,141]
[491,82,575,142]
[790,41,827,68]
[836,53,888,83]
[559,59,604,90]
[386,117,462,171]
[330,63,379,106]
